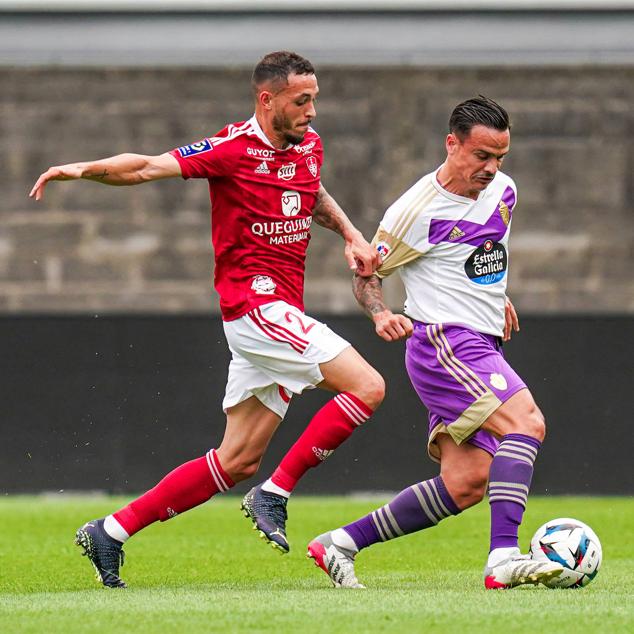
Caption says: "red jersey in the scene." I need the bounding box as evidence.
[170,116,323,321]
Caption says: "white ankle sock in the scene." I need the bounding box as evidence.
[331,528,359,553]
[103,515,130,543]
[260,478,291,499]
[487,546,520,568]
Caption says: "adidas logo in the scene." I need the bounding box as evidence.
[312,447,334,462]
[254,161,270,175]
[448,226,465,240]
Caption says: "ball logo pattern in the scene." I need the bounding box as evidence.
[530,517,602,588]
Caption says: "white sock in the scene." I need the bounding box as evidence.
[487,546,520,568]
[331,528,359,553]
[103,514,130,543]
[260,478,291,499]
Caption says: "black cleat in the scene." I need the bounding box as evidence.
[241,484,289,553]
[75,518,126,588]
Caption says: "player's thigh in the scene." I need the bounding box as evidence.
[407,323,528,447]
[217,395,282,468]
[223,349,293,420]
[481,388,545,441]
[225,302,351,395]
[317,346,385,408]
[438,434,491,507]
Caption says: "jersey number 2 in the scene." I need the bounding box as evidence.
[285,311,315,335]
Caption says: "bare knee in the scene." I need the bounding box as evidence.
[442,471,489,511]
[217,452,262,483]
[225,458,260,483]
[349,369,385,411]
[522,406,546,442]
[484,391,546,442]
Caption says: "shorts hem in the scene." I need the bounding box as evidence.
[222,388,289,420]
[426,386,526,463]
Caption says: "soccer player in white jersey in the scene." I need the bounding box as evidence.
[307,96,563,589]
[30,51,385,587]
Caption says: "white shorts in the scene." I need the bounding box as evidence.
[222,301,351,419]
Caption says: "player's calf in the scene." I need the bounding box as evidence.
[441,470,488,510]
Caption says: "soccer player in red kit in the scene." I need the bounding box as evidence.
[30,51,384,588]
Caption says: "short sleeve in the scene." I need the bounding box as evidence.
[372,225,424,279]
[372,178,434,278]
[169,133,235,180]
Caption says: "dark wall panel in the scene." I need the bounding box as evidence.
[1,315,632,495]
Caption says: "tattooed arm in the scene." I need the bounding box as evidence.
[30,152,181,201]
[353,273,413,342]
[312,184,380,276]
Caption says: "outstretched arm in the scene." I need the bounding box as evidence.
[29,152,181,201]
[312,184,380,276]
[353,273,413,342]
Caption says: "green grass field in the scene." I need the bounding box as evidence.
[1,495,632,633]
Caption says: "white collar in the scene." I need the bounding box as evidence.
[248,114,296,150]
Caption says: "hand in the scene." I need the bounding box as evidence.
[503,296,520,342]
[29,164,84,201]
[345,232,381,277]
[373,310,414,342]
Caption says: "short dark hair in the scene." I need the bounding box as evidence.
[251,51,315,93]
[449,95,510,139]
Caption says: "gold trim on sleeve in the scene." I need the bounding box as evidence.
[372,227,423,278]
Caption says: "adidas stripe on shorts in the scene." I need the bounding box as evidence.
[222,300,350,418]
[405,321,527,462]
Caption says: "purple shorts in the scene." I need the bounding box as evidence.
[405,322,526,463]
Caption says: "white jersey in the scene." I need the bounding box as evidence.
[373,167,517,337]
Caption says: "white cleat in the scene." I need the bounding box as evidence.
[307,531,365,589]
[484,553,563,589]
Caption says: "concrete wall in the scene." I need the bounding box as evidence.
[2,66,633,314]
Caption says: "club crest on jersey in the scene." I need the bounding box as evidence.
[277,163,296,181]
[281,190,301,217]
[376,241,391,259]
[499,201,510,226]
[177,139,212,157]
[305,155,318,178]
[251,275,276,295]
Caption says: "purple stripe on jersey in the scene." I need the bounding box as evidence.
[428,186,516,247]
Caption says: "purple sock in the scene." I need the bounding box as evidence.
[488,433,541,551]
[343,476,460,551]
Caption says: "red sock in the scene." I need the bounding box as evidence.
[271,392,373,493]
[113,449,234,537]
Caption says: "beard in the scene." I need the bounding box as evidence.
[272,112,306,145]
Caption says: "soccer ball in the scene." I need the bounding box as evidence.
[530,518,602,588]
